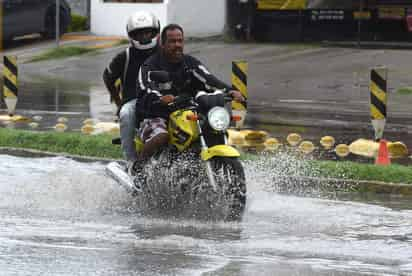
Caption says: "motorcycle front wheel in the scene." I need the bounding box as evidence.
[210,157,246,221]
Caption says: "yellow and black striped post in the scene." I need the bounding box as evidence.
[370,67,388,141]
[0,1,3,52]
[231,60,248,128]
[3,56,18,116]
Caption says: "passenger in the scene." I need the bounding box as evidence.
[103,11,160,174]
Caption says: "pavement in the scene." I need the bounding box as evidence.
[2,32,127,64]
[322,40,412,50]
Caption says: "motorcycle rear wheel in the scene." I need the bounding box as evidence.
[210,157,246,221]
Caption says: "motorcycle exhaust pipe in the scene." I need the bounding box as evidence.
[205,161,217,192]
[105,162,141,194]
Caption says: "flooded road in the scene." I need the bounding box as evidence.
[1,154,412,275]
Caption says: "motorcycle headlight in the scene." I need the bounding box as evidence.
[208,107,230,131]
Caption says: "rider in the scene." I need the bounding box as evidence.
[103,11,160,174]
[134,23,244,172]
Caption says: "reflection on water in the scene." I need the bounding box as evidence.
[0,78,116,131]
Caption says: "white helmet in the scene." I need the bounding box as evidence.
[126,11,160,50]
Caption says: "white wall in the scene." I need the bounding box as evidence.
[167,0,226,37]
[91,0,168,36]
[91,0,226,37]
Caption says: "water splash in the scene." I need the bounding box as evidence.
[0,155,134,221]
[131,151,241,221]
[243,149,357,198]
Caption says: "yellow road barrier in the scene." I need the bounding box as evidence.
[370,67,388,140]
[299,141,315,154]
[320,136,335,150]
[3,56,18,115]
[231,60,248,128]
[286,133,302,146]
[335,144,350,158]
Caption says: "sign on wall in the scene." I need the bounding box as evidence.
[256,0,307,10]
[311,10,344,21]
[378,7,406,19]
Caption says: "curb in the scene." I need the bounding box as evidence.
[1,147,411,196]
[321,41,412,50]
[277,175,412,196]
[0,147,121,164]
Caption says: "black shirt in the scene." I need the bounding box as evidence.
[103,46,156,104]
[137,51,232,118]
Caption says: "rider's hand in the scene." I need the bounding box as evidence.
[160,94,175,105]
[229,90,245,103]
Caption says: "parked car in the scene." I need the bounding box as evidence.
[3,0,71,42]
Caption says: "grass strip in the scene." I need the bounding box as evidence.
[0,128,122,159]
[29,46,98,63]
[310,160,412,184]
[397,87,412,95]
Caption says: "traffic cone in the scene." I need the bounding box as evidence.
[375,139,391,165]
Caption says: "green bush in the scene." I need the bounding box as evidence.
[68,14,88,32]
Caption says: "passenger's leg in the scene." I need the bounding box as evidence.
[119,99,138,163]
[139,132,169,160]
[130,118,168,187]
[138,117,168,161]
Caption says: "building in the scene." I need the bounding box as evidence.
[253,0,412,41]
[91,0,227,38]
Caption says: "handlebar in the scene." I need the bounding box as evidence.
[154,93,244,111]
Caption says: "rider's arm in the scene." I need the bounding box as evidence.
[189,56,245,102]
[137,63,163,98]
[189,56,232,93]
[103,51,126,108]
[137,63,169,118]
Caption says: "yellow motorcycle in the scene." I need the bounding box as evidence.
[107,72,246,220]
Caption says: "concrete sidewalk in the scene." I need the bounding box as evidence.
[322,40,412,50]
[2,32,127,64]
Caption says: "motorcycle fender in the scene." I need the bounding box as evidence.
[201,145,240,161]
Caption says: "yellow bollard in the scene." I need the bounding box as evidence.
[28,122,39,129]
[54,123,67,132]
[335,144,350,158]
[264,137,281,151]
[320,136,336,150]
[33,115,43,121]
[370,67,388,141]
[3,56,18,116]
[81,124,95,135]
[57,117,68,123]
[299,141,315,154]
[231,60,248,128]
[286,133,302,146]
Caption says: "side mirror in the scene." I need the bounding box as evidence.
[149,71,170,83]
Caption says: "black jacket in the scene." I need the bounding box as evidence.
[103,46,156,105]
[137,51,232,119]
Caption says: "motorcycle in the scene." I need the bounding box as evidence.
[106,71,246,220]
